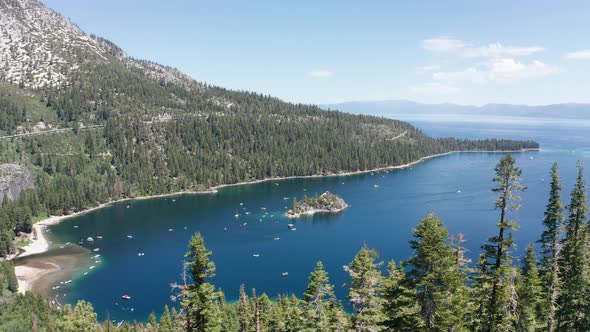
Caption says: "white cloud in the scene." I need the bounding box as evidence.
[408,82,460,95]
[422,38,465,53]
[565,50,590,60]
[488,59,558,81]
[422,37,544,58]
[309,70,334,78]
[433,67,486,83]
[432,59,558,84]
[416,65,440,74]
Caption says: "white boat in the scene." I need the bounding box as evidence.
[457,190,461,193]
[291,227,297,231]
[93,248,100,252]
[96,236,103,239]
[287,224,294,228]
[282,272,289,276]
[87,237,94,242]
[168,228,173,232]
[74,225,78,228]
[127,235,133,239]
[273,237,280,240]
[374,184,380,188]
[252,254,260,257]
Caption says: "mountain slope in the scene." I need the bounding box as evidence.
[0,0,538,257]
[0,0,198,89]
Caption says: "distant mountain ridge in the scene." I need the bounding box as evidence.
[324,100,590,120]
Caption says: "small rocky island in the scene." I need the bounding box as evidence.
[286,192,348,218]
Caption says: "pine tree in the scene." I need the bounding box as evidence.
[257,293,272,330]
[160,305,173,332]
[147,311,157,329]
[538,162,564,332]
[344,245,384,331]
[267,295,287,331]
[303,261,337,331]
[182,232,222,331]
[284,294,306,331]
[517,244,543,332]
[381,260,422,331]
[237,284,252,332]
[471,254,490,331]
[406,212,469,331]
[54,301,99,332]
[557,161,589,331]
[481,154,526,331]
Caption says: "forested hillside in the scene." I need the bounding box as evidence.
[0,0,538,258]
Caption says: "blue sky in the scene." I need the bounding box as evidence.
[43,0,590,106]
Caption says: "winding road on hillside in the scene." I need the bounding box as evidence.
[0,125,105,140]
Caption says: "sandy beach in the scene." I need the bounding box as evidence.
[12,147,538,294]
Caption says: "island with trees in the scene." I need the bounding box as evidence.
[287,192,348,218]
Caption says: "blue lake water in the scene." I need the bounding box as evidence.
[47,117,590,321]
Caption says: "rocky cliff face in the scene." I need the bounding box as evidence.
[0,163,35,205]
[0,0,200,89]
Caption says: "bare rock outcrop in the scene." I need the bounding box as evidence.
[0,163,35,205]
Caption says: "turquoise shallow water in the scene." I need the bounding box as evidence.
[47,119,590,321]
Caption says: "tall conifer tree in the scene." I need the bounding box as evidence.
[344,245,384,331]
[557,161,589,331]
[182,232,222,332]
[517,244,543,332]
[538,162,564,331]
[481,154,526,331]
[406,213,469,331]
[381,260,422,331]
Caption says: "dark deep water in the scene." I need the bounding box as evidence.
[46,116,590,321]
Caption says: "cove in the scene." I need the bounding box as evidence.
[45,119,590,322]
